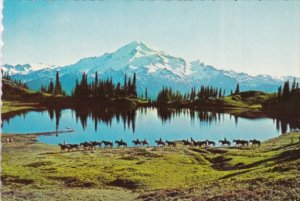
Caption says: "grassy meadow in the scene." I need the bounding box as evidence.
[1,132,300,201]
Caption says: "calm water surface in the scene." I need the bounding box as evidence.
[2,108,296,147]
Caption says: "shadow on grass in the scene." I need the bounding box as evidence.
[219,169,252,180]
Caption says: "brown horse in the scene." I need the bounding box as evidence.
[68,144,80,151]
[80,142,92,150]
[191,138,198,146]
[219,140,231,147]
[206,140,215,147]
[166,140,176,147]
[233,140,248,147]
[58,143,70,152]
[102,141,113,148]
[182,139,193,146]
[132,139,142,147]
[142,139,149,147]
[250,139,260,147]
[90,141,102,149]
[115,140,127,148]
[155,138,165,147]
[197,140,208,147]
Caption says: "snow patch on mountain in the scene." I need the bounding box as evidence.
[4,41,300,98]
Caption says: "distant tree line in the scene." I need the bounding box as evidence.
[156,85,226,105]
[277,78,299,99]
[71,71,137,100]
[40,71,65,96]
[1,70,29,89]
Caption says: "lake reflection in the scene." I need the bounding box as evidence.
[2,107,299,147]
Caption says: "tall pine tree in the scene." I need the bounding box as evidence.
[235,83,240,94]
[54,71,62,95]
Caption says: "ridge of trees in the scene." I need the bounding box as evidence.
[71,71,137,100]
[156,85,226,105]
[40,71,65,96]
[1,70,29,89]
[277,78,299,99]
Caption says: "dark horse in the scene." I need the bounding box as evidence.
[115,140,127,148]
[191,138,198,146]
[142,139,149,147]
[240,140,249,147]
[233,139,240,147]
[197,140,208,147]
[166,140,176,147]
[233,139,249,147]
[206,140,215,147]
[132,139,142,147]
[155,138,165,147]
[250,139,261,147]
[219,140,231,147]
[58,143,69,152]
[90,141,102,149]
[182,139,193,146]
[101,141,113,148]
[68,144,80,151]
[80,142,93,150]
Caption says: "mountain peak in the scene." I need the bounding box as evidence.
[117,41,161,57]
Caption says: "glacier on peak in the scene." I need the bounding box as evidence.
[3,41,300,98]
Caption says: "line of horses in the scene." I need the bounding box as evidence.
[58,138,261,152]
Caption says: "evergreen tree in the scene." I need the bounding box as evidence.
[291,78,296,91]
[116,82,121,98]
[277,85,282,98]
[127,77,132,96]
[123,74,127,96]
[235,83,240,94]
[54,71,62,95]
[218,88,222,98]
[48,79,54,94]
[132,72,137,97]
[282,81,290,97]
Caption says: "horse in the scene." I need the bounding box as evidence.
[166,140,176,147]
[115,140,127,148]
[155,139,165,147]
[132,139,142,147]
[142,139,149,147]
[182,139,193,146]
[197,140,208,147]
[191,138,198,146]
[68,144,80,151]
[80,142,92,150]
[233,139,241,147]
[240,140,249,147]
[233,139,248,147]
[250,139,260,147]
[90,141,102,149]
[219,140,231,147]
[206,140,215,147]
[58,143,70,152]
[102,141,113,148]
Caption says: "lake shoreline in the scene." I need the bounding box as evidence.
[2,131,300,201]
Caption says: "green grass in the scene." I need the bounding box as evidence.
[1,101,42,114]
[217,91,275,109]
[2,132,300,200]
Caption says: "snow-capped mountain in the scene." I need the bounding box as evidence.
[2,63,56,75]
[3,41,299,98]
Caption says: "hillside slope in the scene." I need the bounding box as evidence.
[1,132,299,201]
[2,79,46,101]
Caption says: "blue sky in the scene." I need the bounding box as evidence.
[3,1,300,76]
